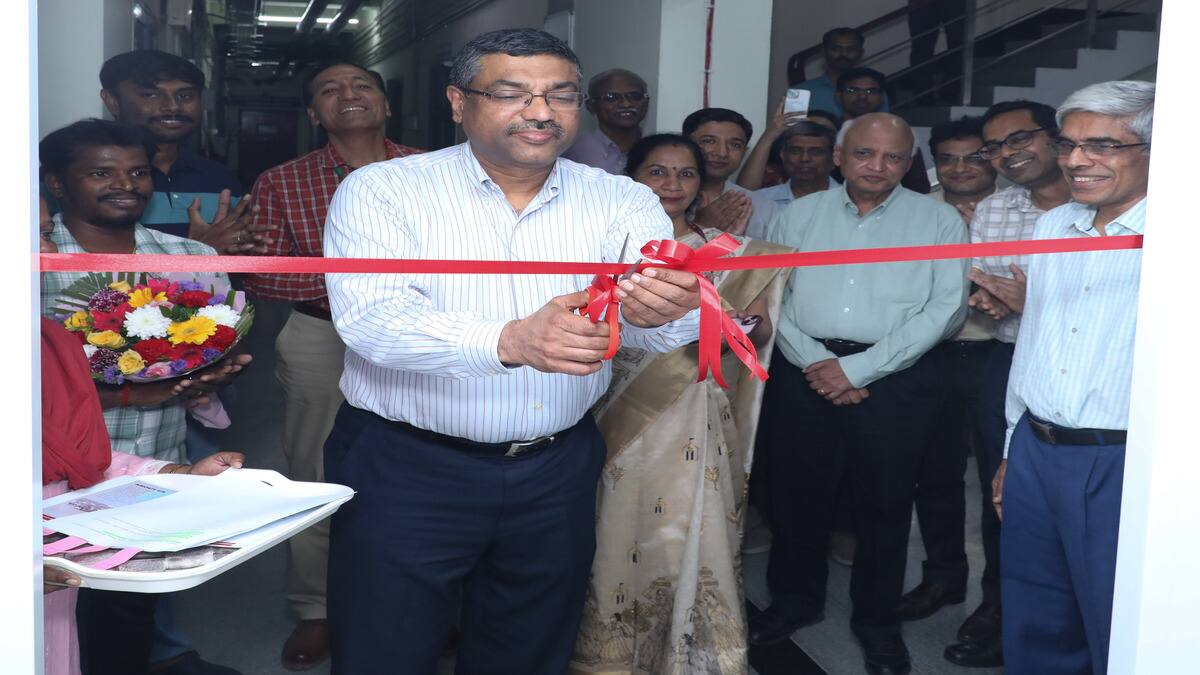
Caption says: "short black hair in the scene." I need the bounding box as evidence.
[39,119,152,179]
[805,109,842,130]
[929,116,985,156]
[981,100,1059,135]
[837,67,886,91]
[772,121,837,164]
[823,27,865,49]
[448,28,581,90]
[301,60,387,106]
[625,133,707,185]
[99,50,205,92]
[682,108,753,142]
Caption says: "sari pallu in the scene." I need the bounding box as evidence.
[570,232,791,675]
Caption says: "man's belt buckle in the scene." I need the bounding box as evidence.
[504,435,555,457]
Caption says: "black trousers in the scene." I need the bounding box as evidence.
[759,347,942,636]
[913,339,996,592]
[976,341,1012,604]
[324,404,606,675]
[76,589,158,675]
[907,0,969,99]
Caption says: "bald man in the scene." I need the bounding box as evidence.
[562,68,649,174]
[753,113,968,674]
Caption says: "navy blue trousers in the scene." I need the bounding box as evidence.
[1001,413,1125,674]
[324,404,606,675]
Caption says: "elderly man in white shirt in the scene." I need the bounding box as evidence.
[993,80,1153,675]
[320,29,701,675]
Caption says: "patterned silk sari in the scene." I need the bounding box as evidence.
[570,230,791,675]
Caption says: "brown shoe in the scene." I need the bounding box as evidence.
[281,619,330,671]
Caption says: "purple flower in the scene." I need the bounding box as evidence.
[101,365,124,385]
[88,348,119,373]
[201,348,222,362]
[169,359,190,374]
[87,289,130,312]
[206,295,226,306]
[176,280,205,292]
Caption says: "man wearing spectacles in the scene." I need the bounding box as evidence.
[562,68,649,174]
[794,28,892,118]
[833,68,932,194]
[754,113,967,674]
[994,80,1153,675]
[319,29,701,674]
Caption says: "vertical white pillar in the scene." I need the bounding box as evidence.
[1109,0,1200,672]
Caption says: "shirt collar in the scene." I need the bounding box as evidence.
[50,213,152,252]
[461,142,563,204]
[839,182,904,216]
[1002,186,1037,211]
[1069,196,1147,236]
[316,139,407,169]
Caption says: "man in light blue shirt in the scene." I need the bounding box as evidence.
[795,27,891,118]
[994,81,1153,675]
[746,121,836,239]
[751,112,967,674]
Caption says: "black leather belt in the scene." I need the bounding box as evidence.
[389,417,579,458]
[819,338,873,357]
[293,301,332,321]
[1027,415,1127,446]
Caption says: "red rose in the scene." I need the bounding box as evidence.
[132,338,173,362]
[171,343,206,369]
[203,325,237,352]
[177,291,213,308]
[91,303,131,333]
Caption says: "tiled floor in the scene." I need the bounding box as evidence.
[173,300,999,675]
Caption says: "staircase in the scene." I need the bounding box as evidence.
[886,5,1161,171]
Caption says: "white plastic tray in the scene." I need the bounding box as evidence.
[44,494,353,593]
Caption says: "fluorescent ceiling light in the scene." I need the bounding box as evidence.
[256,15,359,25]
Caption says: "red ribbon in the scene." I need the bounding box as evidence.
[635,233,767,387]
[581,274,622,360]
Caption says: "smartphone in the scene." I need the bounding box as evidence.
[737,315,763,334]
[783,88,811,117]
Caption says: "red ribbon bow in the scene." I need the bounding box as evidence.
[582,233,768,388]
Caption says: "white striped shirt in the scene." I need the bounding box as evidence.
[1004,197,1145,456]
[324,142,701,442]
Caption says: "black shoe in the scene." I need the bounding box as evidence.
[895,581,966,621]
[956,601,1001,644]
[150,651,243,675]
[854,631,911,675]
[748,605,824,646]
[944,637,1004,668]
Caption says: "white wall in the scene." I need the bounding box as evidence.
[574,0,662,131]
[38,0,135,137]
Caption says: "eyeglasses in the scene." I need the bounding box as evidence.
[934,152,988,167]
[977,127,1047,159]
[599,91,649,104]
[1050,139,1150,158]
[840,86,881,96]
[458,86,585,111]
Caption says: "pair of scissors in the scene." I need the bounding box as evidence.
[613,234,642,283]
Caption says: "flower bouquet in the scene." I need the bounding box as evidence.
[51,272,254,384]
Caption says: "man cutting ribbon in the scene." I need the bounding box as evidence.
[319,28,700,674]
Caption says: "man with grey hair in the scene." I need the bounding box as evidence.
[320,28,701,673]
[754,112,967,674]
[562,68,649,173]
[992,80,1152,675]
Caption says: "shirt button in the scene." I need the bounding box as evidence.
[1055,412,1063,418]
[171,193,180,199]
[843,307,851,313]
[1084,285,1090,292]
[848,279,855,285]
[487,369,498,375]
[1071,327,1078,333]
[532,402,543,410]
[1060,369,1067,374]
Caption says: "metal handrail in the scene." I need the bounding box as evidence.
[892,0,1159,109]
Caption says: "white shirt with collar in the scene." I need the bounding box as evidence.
[323,142,701,442]
[1003,197,1146,455]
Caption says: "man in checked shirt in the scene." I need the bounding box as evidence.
[240,61,423,671]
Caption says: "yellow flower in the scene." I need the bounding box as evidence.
[108,280,133,293]
[87,330,127,349]
[127,287,168,308]
[117,350,146,375]
[167,316,218,345]
[64,311,91,331]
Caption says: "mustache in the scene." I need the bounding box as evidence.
[505,120,565,137]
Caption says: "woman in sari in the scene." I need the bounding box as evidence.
[571,134,791,674]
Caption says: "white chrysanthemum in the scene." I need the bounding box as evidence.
[83,344,97,358]
[197,304,241,328]
[123,305,173,340]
